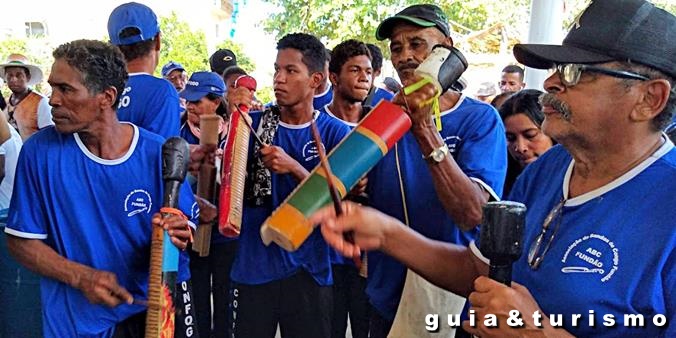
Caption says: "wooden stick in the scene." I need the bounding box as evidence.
[309,120,362,269]
[235,105,267,147]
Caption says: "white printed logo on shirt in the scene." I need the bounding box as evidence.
[124,189,152,217]
[442,135,462,155]
[561,233,619,282]
[302,140,324,162]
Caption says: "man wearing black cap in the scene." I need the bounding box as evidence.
[312,0,676,337]
[209,48,238,77]
[362,4,507,337]
[107,2,181,139]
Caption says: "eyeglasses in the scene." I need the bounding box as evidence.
[552,63,649,87]
[527,198,565,270]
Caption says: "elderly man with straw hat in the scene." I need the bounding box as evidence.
[0,53,53,140]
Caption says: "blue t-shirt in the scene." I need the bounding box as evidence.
[230,110,350,286]
[5,125,198,338]
[505,141,676,337]
[366,95,507,320]
[313,84,333,110]
[318,104,361,266]
[117,73,180,139]
[179,121,200,145]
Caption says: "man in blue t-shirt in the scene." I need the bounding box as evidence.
[312,1,676,337]
[107,2,180,139]
[4,40,198,338]
[228,33,350,338]
[364,4,507,336]
[319,39,374,338]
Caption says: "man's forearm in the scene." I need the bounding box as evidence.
[6,235,90,289]
[412,125,489,230]
[381,220,488,297]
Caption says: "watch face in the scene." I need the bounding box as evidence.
[432,151,445,162]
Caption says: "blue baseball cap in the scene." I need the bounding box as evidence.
[161,61,185,77]
[180,71,226,101]
[107,2,160,46]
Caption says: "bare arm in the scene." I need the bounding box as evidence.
[411,123,489,230]
[381,221,489,297]
[395,84,489,230]
[6,235,133,306]
[311,202,488,297]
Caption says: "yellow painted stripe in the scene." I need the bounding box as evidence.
[314,167,347,197]
[355,127,387,155]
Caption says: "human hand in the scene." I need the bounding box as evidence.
[194,195,218,224]
[309,201,398,258]
[188,144,218,177]
[227,86,255,113]
[462,276,567,337]
[152,212,192,250]
[392,74,439,129]
[74,267,132,307]
[259,145,303,175]
[348,177,368,197]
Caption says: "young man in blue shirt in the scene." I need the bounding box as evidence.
[319,39,374,338]
[229,33,350,338]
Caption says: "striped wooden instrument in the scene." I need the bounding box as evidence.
[192,115,221,256]
[218,75,257,238]
[218,106,251,237]
[146,137,189,338]
[260,100,411,251]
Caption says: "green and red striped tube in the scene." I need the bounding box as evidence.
[260,100,411,251]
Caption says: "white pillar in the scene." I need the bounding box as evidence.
[524,0,565,90]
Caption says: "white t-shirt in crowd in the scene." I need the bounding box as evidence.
[0,124,22,209]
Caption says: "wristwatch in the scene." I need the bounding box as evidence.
[423,144,449,164]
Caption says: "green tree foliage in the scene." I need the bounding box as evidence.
[263,0,675,54]
[158,12,209,76]
[255,85,275,105]
[262,0,531,53]
[216,40,256,73]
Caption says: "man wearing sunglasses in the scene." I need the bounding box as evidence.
[312,0,676,337]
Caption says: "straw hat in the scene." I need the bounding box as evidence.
[0,54,43,86]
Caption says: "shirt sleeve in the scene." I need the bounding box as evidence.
[4,144,48,239]
[37,96,54,129]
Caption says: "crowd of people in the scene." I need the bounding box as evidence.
[0,0,674,337]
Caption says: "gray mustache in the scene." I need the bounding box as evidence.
[539,93,572,120]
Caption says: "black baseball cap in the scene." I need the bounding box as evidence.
[209,49,237,75]
[513,0,676,78]
[376,4,451,41]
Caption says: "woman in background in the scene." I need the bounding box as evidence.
[498,89,554,196]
